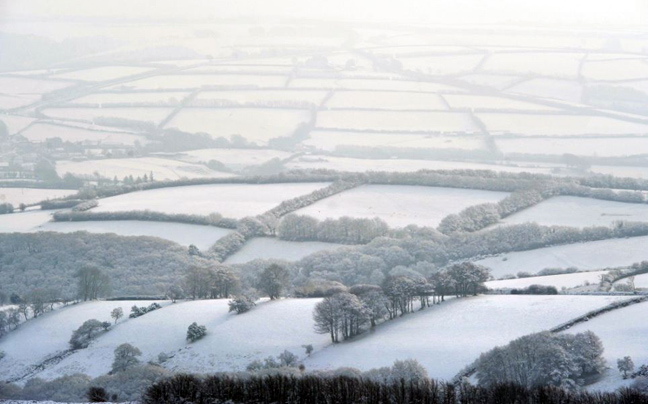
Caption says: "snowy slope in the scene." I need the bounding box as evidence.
[498,196,648,228]
[486,271,607,290]
[0,210,57,233]
[35,220,232,250]
[295,185,509,228]
[0,300,164,383]
[25,299,328,381]
[563,301,648,392]
[475,236,648,278]
[304,295,632,380]
[92,183,330,218]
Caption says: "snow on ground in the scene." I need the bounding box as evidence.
[485,270,607,290]
[295,185,509,228]
[618,273,648,289]
[304,295,631,380]
[0,188,76,206]
[56,157,235,181]
[92,182,330,218]
[0,300,164,382]
[286,155,559,175]
[224,237,345,264]
[498,196,648,228]
[564,301,648,392]
[475,236,648,278]
[0,210,58,232]
[0,114,36,135]
[31,298,329,380]
[166,148,291,170]
[34,221,232,250]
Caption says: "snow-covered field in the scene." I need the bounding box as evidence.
[0,76,74,96]
[92,182,330,218]
[225,237,345,264]
[325,91,447,110]
[70,91,189,106]
[507,78,583,103]
[169,148,291,170]
[483,52,584,78]
[482,113,648,136]
[50,66,155,82]
[0,114,36,135]
[498,196,648,228]
[295,185,509,228]
[40,108,174,125]
[0,188,76,206]
[20,123,148,146]
[564,301,648,392]
[317,110,478,133]
[110,74,287,90]
[443,94,556,111]
[165,108,311,144]
[0,300,165,382]
[56,157,235,181]
[289,78,464,93]
[19,299,328,380]
[286,155,556,175]
[485,270,608,290]
[304,295,631,380]
[302,130,486,152]
[475,236,648,278]
[35,221,232,250]
[194,89,327,105]
[496,136,648,157]
[0,210,58,233]
[398,54,484,75]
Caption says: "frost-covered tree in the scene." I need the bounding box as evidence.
[166,284,184,303]
[258,264,289,300]
[112,343,142,373]
[278,350,298,367]
[618,356,635,379]
[186,322,207,342]
[446,262,490,297]
[110,307,123,324]
[476,331,605,390]
[70,319,106,349]
[76,267,111,301]
[302,344,314,356]
[313,293,368,342]
[228,295,256,314]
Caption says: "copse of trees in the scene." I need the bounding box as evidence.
[0,232,214,297]
[0,202,14,214]
[476,331,605,391]
[314,263,490,343]
[278,214,390,244]
[184,265,239,300]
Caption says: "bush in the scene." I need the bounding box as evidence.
[70,319,106,349]
[87,386,109,402]
[186,322,207,342]
[228,295,256,314]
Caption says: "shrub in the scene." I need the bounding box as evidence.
[186,322,207,342]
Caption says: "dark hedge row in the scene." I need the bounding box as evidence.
[142,374,648,404]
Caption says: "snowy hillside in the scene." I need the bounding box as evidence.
[0,300,165,383]
[475,236,648,278]
[7,299,328,382]
[564,301,648,392]
[304,295,631,380]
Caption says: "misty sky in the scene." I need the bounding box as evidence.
[0,0,646,27]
